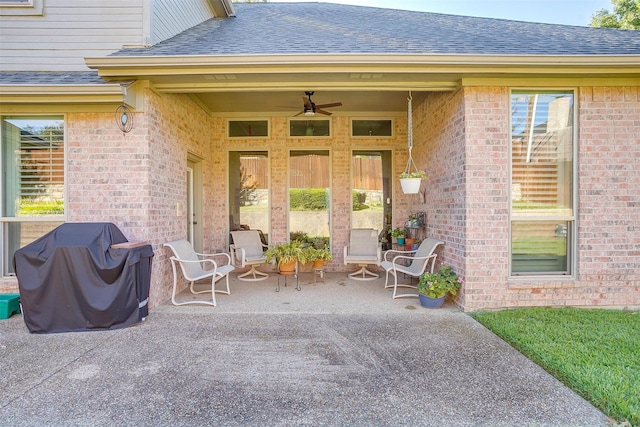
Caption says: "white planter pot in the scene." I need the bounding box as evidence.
[400,178,421,194]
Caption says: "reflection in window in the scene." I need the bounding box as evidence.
[289,120,330,137]
[351,150,392,249]
[352,120,392,136]
[510,91,574,275]
[228,120,268,137]
[1,116,65,276]
[289,150,330,245]
[229,151,269,241]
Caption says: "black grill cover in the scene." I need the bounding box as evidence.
[13,223,153,334]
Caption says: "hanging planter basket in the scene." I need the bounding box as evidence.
[400,177,422,194]
[399,91,426,194]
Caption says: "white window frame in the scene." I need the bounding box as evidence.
[0,114,67,277]
[0,0,43,16]
[508,88,578,279]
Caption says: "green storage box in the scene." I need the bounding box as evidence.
[0,294,20,319]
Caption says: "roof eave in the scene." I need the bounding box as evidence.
[85,53,640,78]
[0,83,125,105]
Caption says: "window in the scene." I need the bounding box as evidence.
[351,150,393,248]
[1,116,64,276]
[352,120,393,137]
[289,119,330,137]
[228,151,269,241]
[289,150,330,245]
[0,0,43,16]
[228,120,268,137]
[510,91,575,276]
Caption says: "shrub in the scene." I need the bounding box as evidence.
[290,188,328,211]
[352,190,369,211]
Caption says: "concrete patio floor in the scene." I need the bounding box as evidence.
[0,271,611,426]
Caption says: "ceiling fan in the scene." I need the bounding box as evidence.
[295,91,342,116]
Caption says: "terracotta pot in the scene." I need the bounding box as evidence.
[313,259,325,269]
[278,259,296,275]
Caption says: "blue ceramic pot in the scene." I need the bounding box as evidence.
[419,294,445,309]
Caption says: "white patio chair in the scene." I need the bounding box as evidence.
[343,228,382,280]
[380,237,444,299]
[163,239,235,306]
[229,230,269,281]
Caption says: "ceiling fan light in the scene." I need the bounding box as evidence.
[304,110,315,116]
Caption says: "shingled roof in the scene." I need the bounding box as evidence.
[110,2,640,57]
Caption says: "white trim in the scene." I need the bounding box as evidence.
[0,0,42,16]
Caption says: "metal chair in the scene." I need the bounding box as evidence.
[230,230,269,281]
[163,239,235,306]
[343,228,382,280]
[380,237,444,299]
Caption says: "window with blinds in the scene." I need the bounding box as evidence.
[2,117,64,216]
[1,116,64,276]
[510,91,575,276]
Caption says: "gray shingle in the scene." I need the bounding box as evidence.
[109,2,640,57]
[0,71,108,85]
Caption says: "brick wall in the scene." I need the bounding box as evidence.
[57,90,216,307]
[459,85,640,311]
[7,85,636,311]
[412,89,468,306]
[214,115,408,273]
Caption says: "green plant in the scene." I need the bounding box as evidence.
[307,246,333,262]
[312,237,328,249]
[391,228,406,238]
[352,190,369,211]
[418,265,461,298]
[17,199,64,216]
[265,240,306,265]
[289,188,328,211]
[399,170,426,179]
[290,231,311,245]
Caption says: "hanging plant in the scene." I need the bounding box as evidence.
[400,91,426,194]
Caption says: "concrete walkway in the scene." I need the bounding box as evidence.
[0,272,611,426]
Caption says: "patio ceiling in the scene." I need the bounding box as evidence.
[101,68,459,116]
[86,52,640,116]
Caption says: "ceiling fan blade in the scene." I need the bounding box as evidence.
[293,110,305,117]
[315,109,332,116]
[302,96,313,109]
[314,102,342,109]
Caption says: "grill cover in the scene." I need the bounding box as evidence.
[13,223,153,333]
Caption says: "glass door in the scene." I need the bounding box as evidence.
[289,150,330,245]
[229,151,269,242]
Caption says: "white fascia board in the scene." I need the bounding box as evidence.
[86,53,640,73]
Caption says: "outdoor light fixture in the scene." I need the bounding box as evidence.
[115,82,135,134]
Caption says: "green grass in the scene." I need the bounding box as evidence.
[471,308,640,426]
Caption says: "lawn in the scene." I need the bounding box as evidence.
[471,308,640,426]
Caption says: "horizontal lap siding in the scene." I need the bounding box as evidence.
[0,0,216,71]
[0,0,144,71]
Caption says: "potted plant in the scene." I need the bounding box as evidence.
[399,170,426,194]
[265,240,306,274]
[417,265,461,308]
[307,246,333,268]
[391,228,406,245]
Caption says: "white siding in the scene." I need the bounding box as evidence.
[0,0,145,71]
[151,0,215,45]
